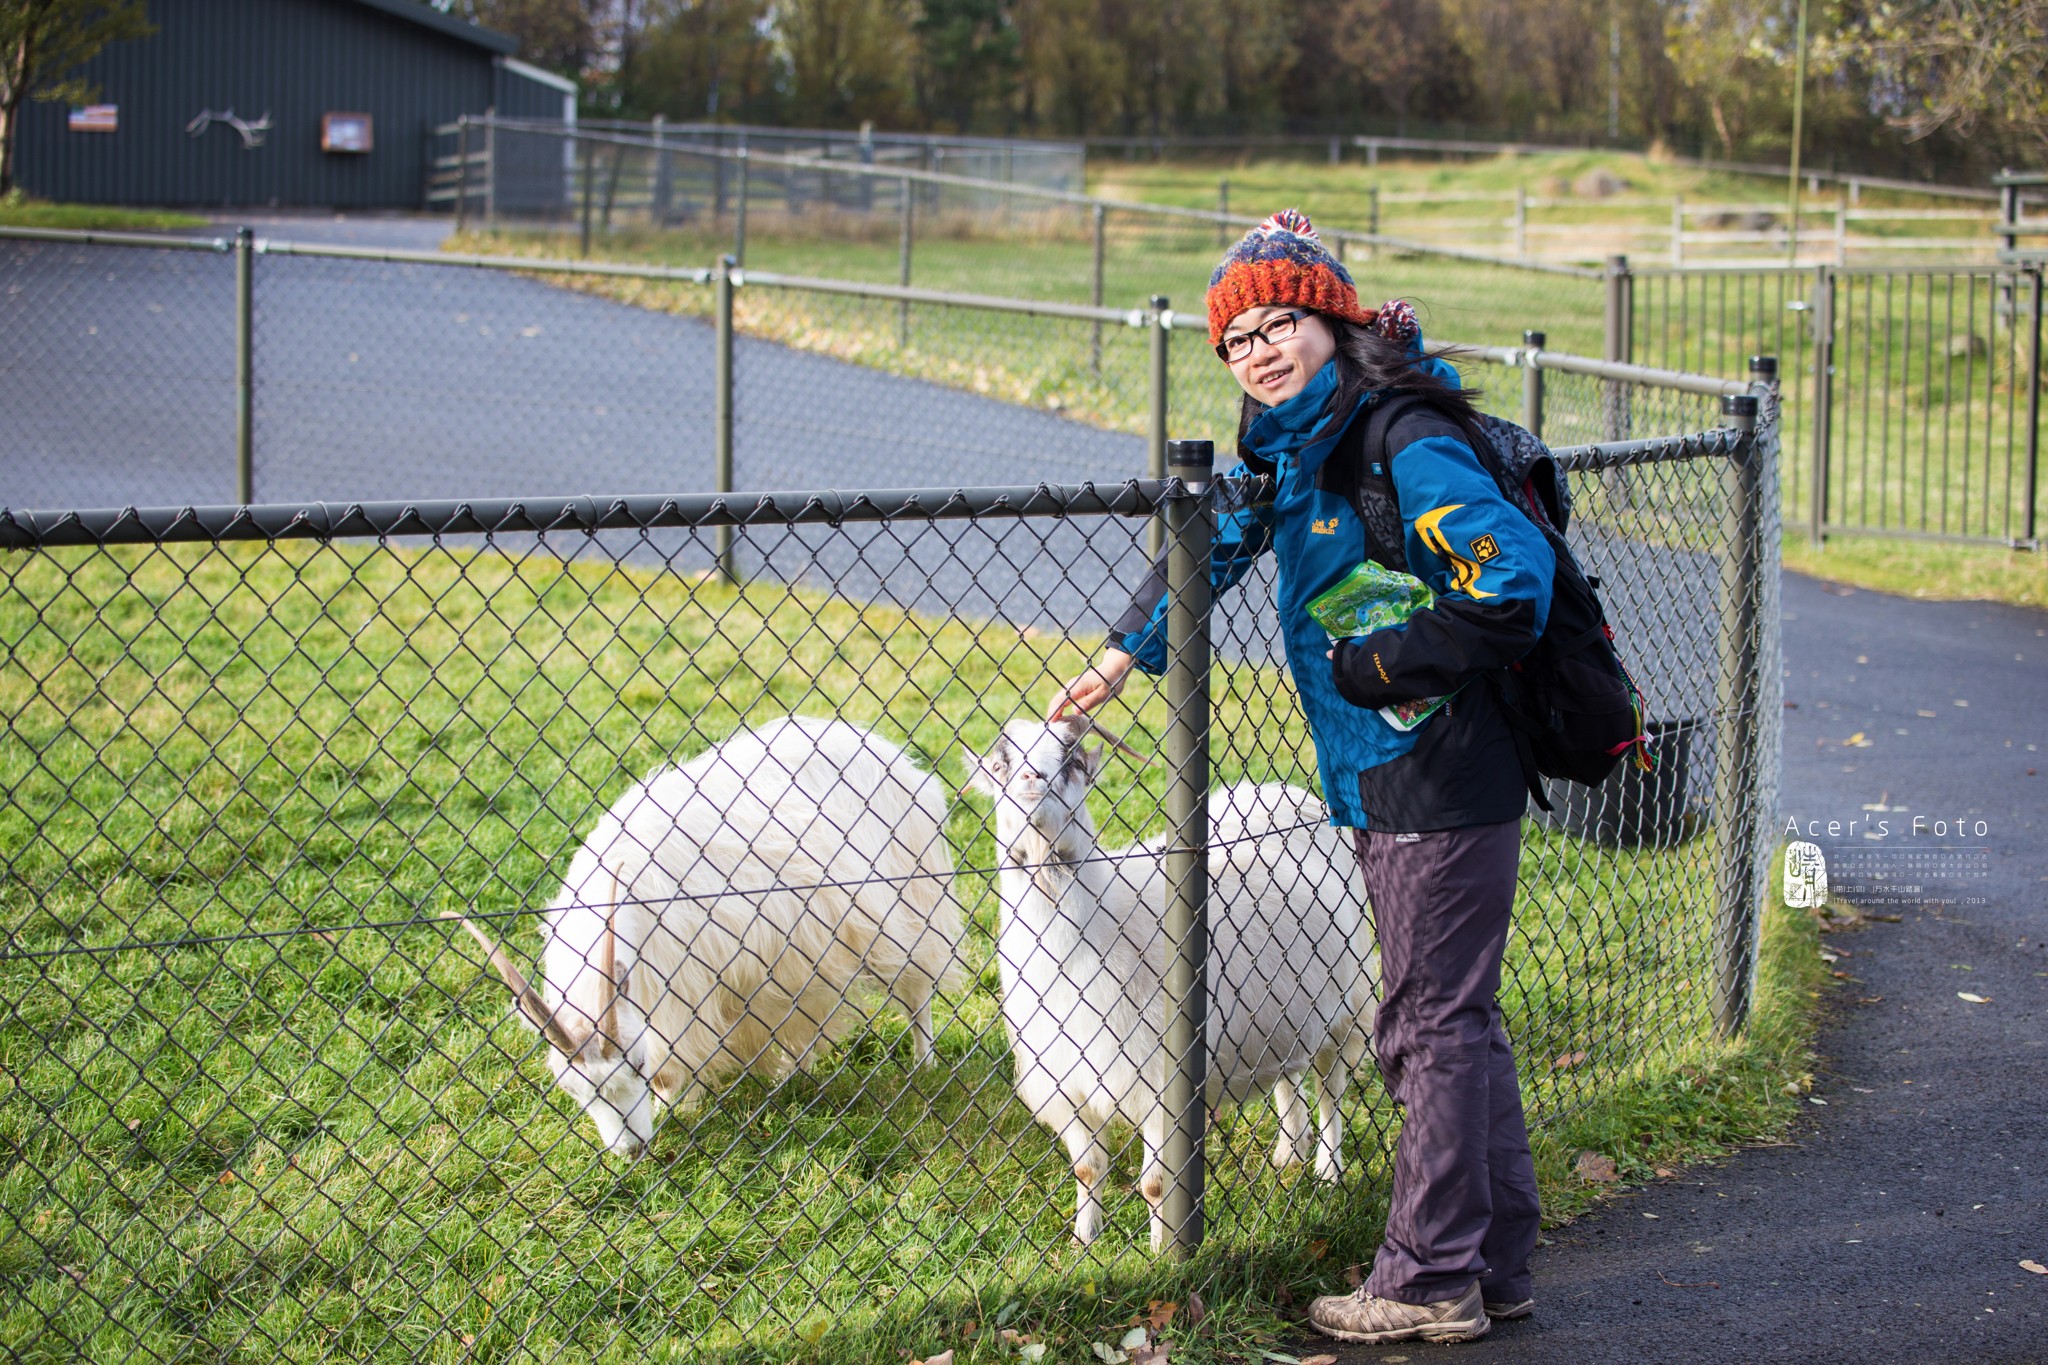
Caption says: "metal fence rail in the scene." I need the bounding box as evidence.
[1632,261,2045,547]
[1,385,1777,1359]
[3,227,1741,525]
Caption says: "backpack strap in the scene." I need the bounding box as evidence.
[1349,393,1439,574]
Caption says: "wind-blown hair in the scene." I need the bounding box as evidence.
[1234,315,1483,458]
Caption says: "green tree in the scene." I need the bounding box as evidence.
[622,0,786,122]
[1,0,152,196]
[1830,0,2048,165]
[779,0,916,127]
[912,0,1020,131]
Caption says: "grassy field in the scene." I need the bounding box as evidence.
[0,195,207,232]
[1,535,1821,1363]
[1782,532,2048,609]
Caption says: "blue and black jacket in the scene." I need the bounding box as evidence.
[1112,352,1554,831]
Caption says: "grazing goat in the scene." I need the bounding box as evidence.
[970,716,1376,1250]
[452,716,966,1156]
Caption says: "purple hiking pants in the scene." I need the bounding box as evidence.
[1354,819,1541,1306]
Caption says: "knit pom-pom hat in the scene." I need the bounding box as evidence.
[1207,208,1379,344]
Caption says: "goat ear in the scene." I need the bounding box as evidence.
[966,735,1012,796]
[1079,741,1104,783]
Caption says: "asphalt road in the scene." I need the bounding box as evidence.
[1323,571,2047,1364]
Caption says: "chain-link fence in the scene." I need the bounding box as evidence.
[2,355,1778,1360]
[425,120,1608,356]
[3,228,1738,520]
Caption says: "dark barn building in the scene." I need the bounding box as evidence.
[14,0,574,209]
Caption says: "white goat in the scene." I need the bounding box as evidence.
[970,716,1376,1250]
[452,716,966,1156]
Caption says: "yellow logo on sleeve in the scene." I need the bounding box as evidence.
[1469,533,1500,562]
[1414,504,1498,598]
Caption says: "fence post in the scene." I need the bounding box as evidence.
[1513,186,1527,259]
[454,117,469,235]
[651,114,670,224]
[1835,192,1848,267]
[2026,268,2043,548]
[1809,265,1836,546]
[733,146,750,267]
[1671,195,1683,268]
[1160,436,1213,1257]
[1217,179,1229,249]
[715,255,736,583]
[1521,329,1546,439]
[1149,296,1170,555]
[1367,186,1380,260]
[1091,203,1107,375]
[482,110,496,231]
[234,227,254,505]
[1602,254,1632,439]
[579,140,595,258]
[1711,391,1764,1038]
[898,173,914,347]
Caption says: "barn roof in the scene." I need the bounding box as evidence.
[350,0,519,55]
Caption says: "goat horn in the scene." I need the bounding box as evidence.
[443,913,581,1056]
[1081,716,1157,767]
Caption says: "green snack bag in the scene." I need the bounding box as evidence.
[1306,561,1436,640]
[1307,562,1458,734]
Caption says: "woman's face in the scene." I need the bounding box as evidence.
[1220,304,1337,405]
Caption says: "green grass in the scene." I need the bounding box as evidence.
[0,536,1823,1362]
[1782,532,2048,609]
[0,193,207,232]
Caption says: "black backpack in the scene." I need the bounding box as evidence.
[1351,395,1653,811]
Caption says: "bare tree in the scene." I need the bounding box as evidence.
[1833,0,2048,163]
[1,0,151,197]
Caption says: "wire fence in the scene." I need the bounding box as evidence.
[1633,262,2045,547]
[1,227,1735,521]
[427,119,1610,355]
[1,354,1778,1358]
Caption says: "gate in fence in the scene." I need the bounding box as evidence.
[1,372,1777,1358]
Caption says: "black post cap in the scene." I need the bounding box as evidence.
[1748,355,1779,378]
[1167,439,1214,468]
[1524,329,1546,347]
[1722,395,1759,419]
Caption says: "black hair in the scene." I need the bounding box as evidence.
[1233,314,1481,456]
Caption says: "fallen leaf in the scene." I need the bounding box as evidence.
[996,1301,1023,1327]
[1958,992,1991,1003]
[1018,1347,1047,1363]
[1119,1326,1150,1351]
[1551,1050,1589,1070]
[1300,1356,1339,1365]
[1184,1292,1205,1326]
[1654,1167,1676,1179]
[1643,1212,1660,1219]
[1574,1151,1618,1183]
[914,1352,955,1365]
[217,1170,236,1184]
[2021,1260,2047,1275]
[1343,1263,1366,1288]
[1129,1345,1171,1365]
[1843,732,1872,747]
[1306,1238,1329,1259]
[1090,1341,1124,1363]
[1141,1300,1177,1331]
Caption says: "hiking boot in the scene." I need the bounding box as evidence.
[1484,1297,1535,1321]
[1307,1279,1490,1344]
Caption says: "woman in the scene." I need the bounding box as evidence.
[1050,209,1549,1346]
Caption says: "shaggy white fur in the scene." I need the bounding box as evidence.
[971,716,1377,1250]
[456,717,966,1155]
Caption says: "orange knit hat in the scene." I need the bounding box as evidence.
[1206,208,1379,344]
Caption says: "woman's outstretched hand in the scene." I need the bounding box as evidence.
[1048,650,1135,721]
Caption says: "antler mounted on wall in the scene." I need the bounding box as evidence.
[185,109,272,149]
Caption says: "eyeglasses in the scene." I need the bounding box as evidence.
[1215,310,1311,363]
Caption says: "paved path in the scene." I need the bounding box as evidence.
[1324,572,2046,1363]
